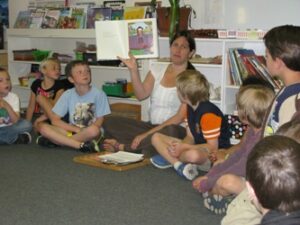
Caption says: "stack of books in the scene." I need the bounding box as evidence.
[228,48,283,89]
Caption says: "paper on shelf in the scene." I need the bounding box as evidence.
[98,151,144,165]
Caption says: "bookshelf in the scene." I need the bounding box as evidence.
[7,28,266,118]
[7,28,149,120]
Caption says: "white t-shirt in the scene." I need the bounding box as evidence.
[0,92,20,127]
[149,63,181,125]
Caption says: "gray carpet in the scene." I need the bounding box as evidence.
[0,143,222,225]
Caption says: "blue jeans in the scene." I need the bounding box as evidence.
[0,119,32,144]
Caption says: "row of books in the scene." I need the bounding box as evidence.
[228,48,283,89]
[14,6,149,29]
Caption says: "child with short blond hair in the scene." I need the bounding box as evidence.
[151,70,231,180]
[192,84,274,214]
[26,58,65,122]
[0,68,32,144]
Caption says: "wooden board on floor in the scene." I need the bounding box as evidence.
[73,152,150,171]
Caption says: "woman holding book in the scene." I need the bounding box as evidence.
[102,30,196,157]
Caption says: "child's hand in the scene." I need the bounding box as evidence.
[208,151,218,163]
[192,176,208,192]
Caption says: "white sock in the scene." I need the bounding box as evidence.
[173,161,182,170]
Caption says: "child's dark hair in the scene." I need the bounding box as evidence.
[246,135,300,213]
[65,60,90,77]
[242,76,275,93]
[264,25,300,71]
[170,30,196,70]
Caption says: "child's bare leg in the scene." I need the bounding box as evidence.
[179,148,208,164]
[212,174,246,196]
[151,133,181,165]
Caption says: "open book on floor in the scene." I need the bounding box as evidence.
[95,18,158,60]
[98,151,144,165]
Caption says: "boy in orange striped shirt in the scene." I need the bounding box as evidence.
[151,70,230,180]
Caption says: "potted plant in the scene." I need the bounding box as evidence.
[151,0,191,41]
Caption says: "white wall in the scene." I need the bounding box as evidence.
[9,0,300,30]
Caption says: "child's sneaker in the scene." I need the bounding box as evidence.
[203,194,234,215]
[14,132,32,144]
[150,154,172,169]
[175,163,198,180]
[79,141,98,153]
[36,135,58,148]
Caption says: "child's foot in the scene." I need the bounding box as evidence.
[79,141,98,153]
[203,194,235,215]
[175,163,198,180]
[150,154,172,169]
[103,139,124,152]
[14,132,32,144]
[36,135,58,148]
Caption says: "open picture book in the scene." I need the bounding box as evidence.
[95,18,158,60]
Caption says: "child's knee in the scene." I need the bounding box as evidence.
[151,132,162,145]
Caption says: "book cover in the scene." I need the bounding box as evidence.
[41,9,60,28]
[14,10,32,28]
[71,6,88,29]
[95,18,158,60]
[57,8,72,29]
[111,9,124,20]
[123,7,146,20]
[29,9,46,28]
[103,0,125,10]
[86,7,112,29]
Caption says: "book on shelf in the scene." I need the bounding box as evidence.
[95,18,158,60]
[57,8,72,29]
[111,9,124,20]
[123,6,147,20]
[41,9,60,28]
[14,10,32,28]
[103,0,125,10]
[86,7,112,29]
[70,6,88,29]
[228,48,242,85]
[29,9,46,28]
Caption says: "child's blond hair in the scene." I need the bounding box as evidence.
[176,70,210,106]
[237,85,274,128]
[39,58,60,74]
[276,117,300,143]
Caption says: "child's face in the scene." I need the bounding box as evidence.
[43,62,61,80]
[177,90,191,105]
[69,64,91,85]
[265,49,277,77]
[0,71,11,97]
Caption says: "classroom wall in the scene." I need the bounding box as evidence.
[9,0,300,30]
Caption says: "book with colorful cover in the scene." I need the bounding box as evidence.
[71,6,88,29]
[111,9,124,20]
[86,7,112,29]
[95,18,158,60]
[57,8,72,29]
[14,10,32,28]
[123,7,146,20]
[41,9,60,28]
[29,9,46,28]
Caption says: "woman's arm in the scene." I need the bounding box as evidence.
[119,54,155,100]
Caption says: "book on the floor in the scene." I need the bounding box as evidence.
[98,151,144,165]
[95,18,158,60]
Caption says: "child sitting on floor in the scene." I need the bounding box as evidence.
[26,58,65,123]
[35,60,110,152]
[192,84,274,214]
[246,135,300,225]
[150,70,231,180]
[0,68,32,144]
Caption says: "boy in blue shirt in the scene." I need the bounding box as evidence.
[36,60,110,152]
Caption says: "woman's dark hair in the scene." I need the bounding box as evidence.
[170,30,196,52]
[170,30,196,70]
